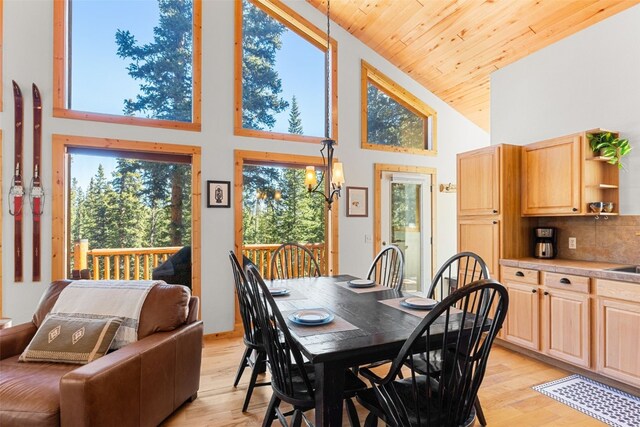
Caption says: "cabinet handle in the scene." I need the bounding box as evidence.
[559,278,571,285]
[532,289,537,294]
[493,209,498,214]
[515,271,525,277]
[492,221,498,224]
[572,208,578,212]
[544,291,549,296]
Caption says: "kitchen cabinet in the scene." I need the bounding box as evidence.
[522,129,620,217]
[502,266,540,350]
[541,272,591,368]
[595,279,640,388]
[457,145,531,278]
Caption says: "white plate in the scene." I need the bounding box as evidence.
[348,279,375,288]
[292,309,332,323]
[401,297,438,309]
[269,287,290,296]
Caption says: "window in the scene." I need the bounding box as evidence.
[53,0,202,130]
[362,61,437,155]
[235,0,338,143]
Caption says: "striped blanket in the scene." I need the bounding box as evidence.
[50,280,163,350]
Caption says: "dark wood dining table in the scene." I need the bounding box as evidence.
[267,274,454,426]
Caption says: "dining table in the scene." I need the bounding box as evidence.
[267,274,471,427]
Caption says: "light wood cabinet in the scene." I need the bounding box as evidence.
[458,219,500,276]
[504,280,540,350]
[522,129,620,217]
[457,145,531,280]
[596,279,640,387]
[542,287,591,368]
[457,146,499,216]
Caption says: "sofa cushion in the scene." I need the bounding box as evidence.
[20,315,122,364]
[0,355,76,427]
[33,281,190,340]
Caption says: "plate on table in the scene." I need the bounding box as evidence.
[400,297,438,310]
[268,287,290,296]
[288,309,334,326]
[348,279,375,288]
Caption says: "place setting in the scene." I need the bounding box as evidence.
[283,307,359,337]
[379,295,442,317]
[334,278,390,293]
[265,285,306,300]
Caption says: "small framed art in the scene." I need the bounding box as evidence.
[207,180,230,208]
[346,186,368,217]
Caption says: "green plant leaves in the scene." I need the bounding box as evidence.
[587,132,633,169]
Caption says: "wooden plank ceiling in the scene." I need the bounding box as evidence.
[307,0,640,131]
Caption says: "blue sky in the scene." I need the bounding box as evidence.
[70,0,325,189]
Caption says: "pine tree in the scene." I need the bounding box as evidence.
[115,0,193,122]
[288,95,303,134]
[367,83,424,149]
[110,159,150,248]
[241,0,289,130]
[83,165,115,250]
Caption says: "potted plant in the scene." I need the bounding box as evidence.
[587,132,632,169]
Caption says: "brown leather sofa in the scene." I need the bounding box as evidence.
[0,280,203,427]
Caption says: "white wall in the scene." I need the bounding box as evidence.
[1,0,489,331]
[491,4,640,214]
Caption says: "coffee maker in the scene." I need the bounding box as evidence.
[534,227,557,259]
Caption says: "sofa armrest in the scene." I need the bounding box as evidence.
[60,320,203,427]
[0,322,37,360]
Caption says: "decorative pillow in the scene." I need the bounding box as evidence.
[19,315,123,364]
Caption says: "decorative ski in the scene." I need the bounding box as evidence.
[31,84,44,282]
[10,81,24,282]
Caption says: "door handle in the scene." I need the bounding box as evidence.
[382,241,387,246]
[544,291,549,296]
[559,278,571,284]
[532,289,537,294]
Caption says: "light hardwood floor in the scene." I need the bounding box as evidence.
[163,338,604,426]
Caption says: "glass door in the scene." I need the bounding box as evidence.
[381,172,432,293]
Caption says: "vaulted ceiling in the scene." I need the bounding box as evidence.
[307,0,640,131]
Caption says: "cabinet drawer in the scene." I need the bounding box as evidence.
[501,266,539,285]
[596,279,640,303]
[544,272,590,294]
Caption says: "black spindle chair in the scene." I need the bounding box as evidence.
[229,251,270,412]
[367,245,404,290]
[244,264,366,427]
[357,279,509,427]
[270,243,322,280]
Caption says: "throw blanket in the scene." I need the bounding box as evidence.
[50,280,163,350]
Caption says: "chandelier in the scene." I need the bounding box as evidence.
[304,0,344,210]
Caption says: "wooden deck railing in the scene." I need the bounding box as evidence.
[242,243,326,278]
[73,240,182,280]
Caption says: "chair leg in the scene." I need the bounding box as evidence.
[474,396,487,426]
[242,351,266,412]
[345,398,360,427]
[291,409,303,427]
[233,346,252,387]
[262,394,280,427]
[364,412,378,427]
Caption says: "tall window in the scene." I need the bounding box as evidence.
[362,61,437,155]
[235,0,338,143]
[53,0,202,130]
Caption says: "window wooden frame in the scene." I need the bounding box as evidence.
[362,61,437,156]
[233,149,339,330]
[51,134,202,301]
[373,163,437,280]
[53,0,202,131]
[0,0,3,111]
[234,0,338,144]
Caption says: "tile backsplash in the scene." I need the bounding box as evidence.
[537,216,640,265]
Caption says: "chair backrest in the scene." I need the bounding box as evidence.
[229,251,260,346]
[270,242,321,280]
[245,264,315,403]
[373,279,508,427]
[427,252,490,301]
[367,245,404,290]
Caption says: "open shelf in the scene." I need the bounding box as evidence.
[585,212,618,216]
[586,156,614,162]
[587,184,618,189]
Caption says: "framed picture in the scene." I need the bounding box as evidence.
[207,180,230,208]
[346,186,368,217]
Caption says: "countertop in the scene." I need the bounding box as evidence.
[500,257,640,284]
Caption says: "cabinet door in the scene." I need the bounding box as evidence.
[457,219,500,276]
[542,289,590,368]
[457,146,500,216]
[522,134,581,215]
[504,282,540,350]
[597,297,640,387]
